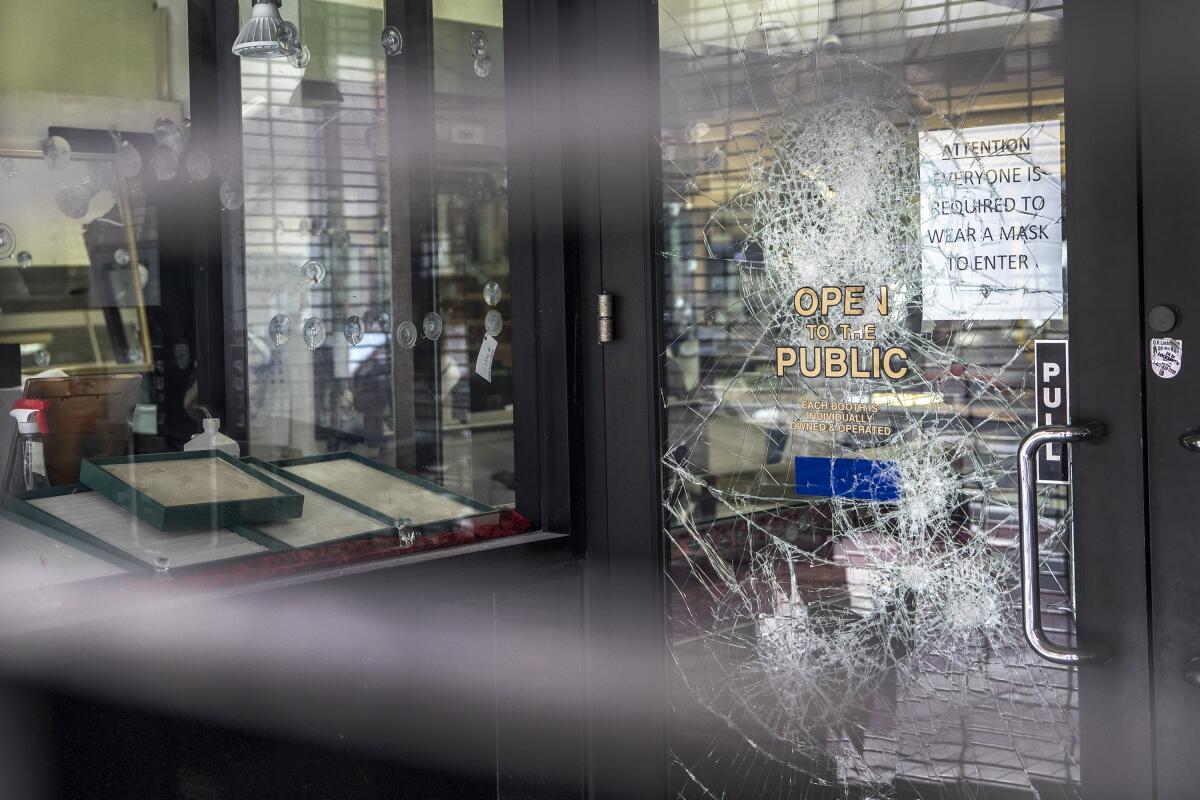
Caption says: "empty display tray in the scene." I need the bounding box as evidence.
[273,452,489,526]
[4,486,273,570]
[238,458,394,548]
[80,450,304,532]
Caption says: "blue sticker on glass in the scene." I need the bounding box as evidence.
[794,456,901,502]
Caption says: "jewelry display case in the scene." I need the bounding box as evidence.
[0,0,567,610]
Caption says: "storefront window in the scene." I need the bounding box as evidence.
[0,0,526,612]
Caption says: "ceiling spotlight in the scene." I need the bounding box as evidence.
[232,0,296,59]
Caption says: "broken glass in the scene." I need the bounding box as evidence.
[659,2,1075,797]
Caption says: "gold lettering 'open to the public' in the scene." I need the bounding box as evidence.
[775,346,910,380]
[793,285,890,317]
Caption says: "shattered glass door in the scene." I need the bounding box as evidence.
[659,2,1079,797]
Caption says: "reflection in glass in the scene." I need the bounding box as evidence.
[235,0,515,511]
[153,118,184,151]
[288,44,311,70]
[483,280,501,307]
[301,259,326,287]
[301,317,326,350]
[151,146,179,182]
[343,315,364,346]
[659,2,1074,797]
[0,223,16,260]
[422,312,443,341]
[115,141,143,178]
[269,314,291,347]
[54,184,93,219]
[42,136,72,171]
[219,178,244,211]
[381,26,404,56]
[396,321,418,348]
[186,150,212,182]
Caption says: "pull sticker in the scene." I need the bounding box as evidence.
[475,333,498,383]
[1034,339,1070,484]
[1151,337,1183,379]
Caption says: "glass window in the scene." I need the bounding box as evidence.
[0,0,529,608]
[659,2,1075,796]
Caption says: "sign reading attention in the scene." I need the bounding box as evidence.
[1034,339,1069,485]
[920,121,1064,321]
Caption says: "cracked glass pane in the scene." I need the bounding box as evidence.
[659,2,1075,797]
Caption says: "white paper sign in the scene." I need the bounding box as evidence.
[920,121,1063,321]
[474,334,498,383]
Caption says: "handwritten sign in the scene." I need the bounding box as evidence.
[920,121,1064,321]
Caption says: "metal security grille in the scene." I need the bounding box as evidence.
[240,0,395,463]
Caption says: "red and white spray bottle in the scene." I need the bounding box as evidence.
[9,399,49,490]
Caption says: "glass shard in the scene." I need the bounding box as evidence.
[658,4,1075,798]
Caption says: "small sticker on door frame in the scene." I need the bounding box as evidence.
[1151,337,1183,379]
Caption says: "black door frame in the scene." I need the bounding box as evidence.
[574,0,1159,798]
[561,0,668,797]
[1137,0,1200,796]
[1067,1,1158,798]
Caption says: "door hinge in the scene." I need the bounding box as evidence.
[597,292,614,344]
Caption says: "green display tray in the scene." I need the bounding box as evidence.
[2,485,286,570]
[1,488,144,573]
[79,450,304,533]
[271,451,491,525]
[238,457,395,547]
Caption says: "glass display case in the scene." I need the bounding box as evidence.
[0,0,546,619]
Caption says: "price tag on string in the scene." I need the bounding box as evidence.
[475,334,498,383]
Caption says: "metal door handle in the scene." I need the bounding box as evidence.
[1180,430,1200,452]
[1017,424,1106,665]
